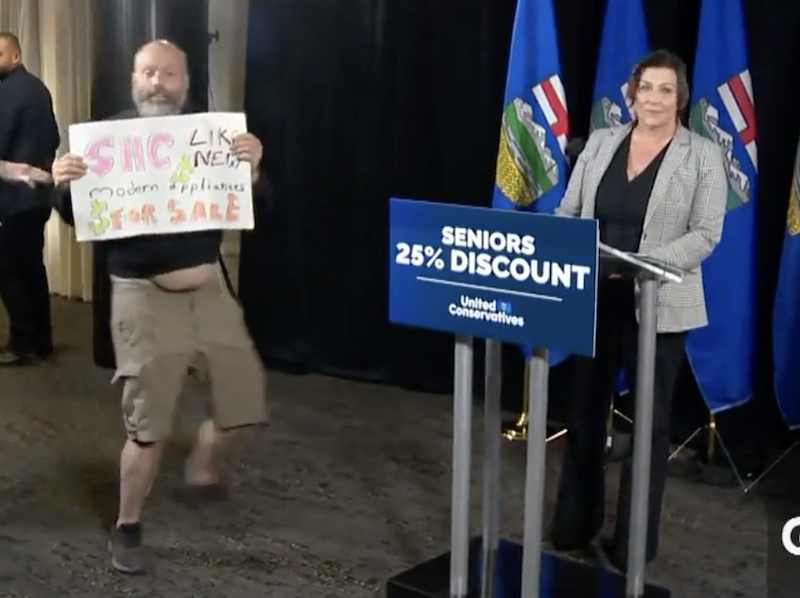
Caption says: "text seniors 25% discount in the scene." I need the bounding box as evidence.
[395,226,592,289]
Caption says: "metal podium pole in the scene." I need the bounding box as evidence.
[480,340,503,598]
[626,275,658,597]
[451,335,474,598]
[520,347,550,598]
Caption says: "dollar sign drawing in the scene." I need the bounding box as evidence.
[170,155,194,184]
[88,198,110,235]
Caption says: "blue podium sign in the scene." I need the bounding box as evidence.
[388,199,598,357]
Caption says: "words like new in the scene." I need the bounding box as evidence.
[90,193,241,233]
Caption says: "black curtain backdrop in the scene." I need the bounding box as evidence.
[89,0,210,368]
[239,0,800,460]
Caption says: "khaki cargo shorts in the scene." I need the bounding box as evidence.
[110,270,267,443]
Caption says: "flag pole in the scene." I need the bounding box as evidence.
[707,414,717,463]
[502,362,568,443]
[502,362,530,440]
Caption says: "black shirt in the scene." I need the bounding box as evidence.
[594,133,669,277]
[0,65,60,220]
[50,109,271,279]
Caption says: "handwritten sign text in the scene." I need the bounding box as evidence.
[68,112,254,241]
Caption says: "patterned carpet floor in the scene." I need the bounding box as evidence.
[0,297,775,597]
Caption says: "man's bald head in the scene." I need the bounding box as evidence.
[0,32,21,75]
[134,40,187,74]
[131,40,189,117]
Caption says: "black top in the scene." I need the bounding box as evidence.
[50,108,272,279]
[594,133,669,277]
[0,65,60,220]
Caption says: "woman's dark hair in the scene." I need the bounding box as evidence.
[625,49,690,114]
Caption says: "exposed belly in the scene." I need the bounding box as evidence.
[151,263,218,290]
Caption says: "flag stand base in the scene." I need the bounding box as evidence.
[669,415,799,493]
[501,362,568,442]
[386,537,671,598]
[501,418,567,443]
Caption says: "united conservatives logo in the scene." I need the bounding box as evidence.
[448,295,525,327]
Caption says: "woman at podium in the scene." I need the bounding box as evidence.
[549,50,727,571]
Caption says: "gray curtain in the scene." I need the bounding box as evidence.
[89,0,210,367]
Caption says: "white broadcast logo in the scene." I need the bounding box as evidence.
[782,517,800,555]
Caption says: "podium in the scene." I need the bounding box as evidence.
[386,199,687,598]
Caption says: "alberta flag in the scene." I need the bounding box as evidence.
[773,141,800,429]
[492,0,568,362]
[590,0,649,133]
[590,0,649,395]
[687,0,757,413]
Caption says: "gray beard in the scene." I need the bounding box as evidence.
[131,87,186,117]
[136,100,182,117]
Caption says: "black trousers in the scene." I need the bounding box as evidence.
[551,278,686,569]
[0,208,53,354]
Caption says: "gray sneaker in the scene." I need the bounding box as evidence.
[109,524,146,574]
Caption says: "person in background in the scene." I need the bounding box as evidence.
[550,49,727,571]
[50,40,270,576]
[0,32,60,366]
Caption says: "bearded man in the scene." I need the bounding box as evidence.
[50,40,269,575]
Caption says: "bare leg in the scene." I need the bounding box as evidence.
[185,419,230,486]
[110,439,163,574]
[117,439,163,524]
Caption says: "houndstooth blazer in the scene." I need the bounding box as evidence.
[556,123,727,333]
